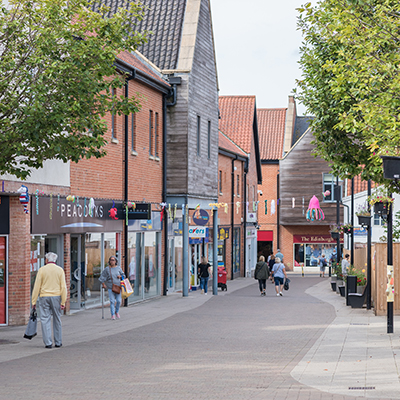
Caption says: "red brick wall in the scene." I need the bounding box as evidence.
[8,197,31,325]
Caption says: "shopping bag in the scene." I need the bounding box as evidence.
[284,278,291,291]
[24,309,37,340]
[121,278,133,299]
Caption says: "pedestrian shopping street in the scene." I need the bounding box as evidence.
[1,276,399,400]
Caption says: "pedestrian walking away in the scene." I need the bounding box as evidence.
[272,257,287,296]
[268,254,275,283]
[99,256,124,320]
[275,249,284,262]
[198,256,211,295]
[319,253,327,278]
[254,255,269,296]
[31,252,67,349]
[341,253,350,276]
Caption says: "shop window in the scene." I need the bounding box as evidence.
[323,173,342,202]
[155,112,159,158]
[233,228,240,274]
[374,213,384,226]
[237,175,240,196]
[131,113,136,152]
[149,110,154,156]
[219,170,222,194]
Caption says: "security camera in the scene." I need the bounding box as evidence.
[257,190,263,196]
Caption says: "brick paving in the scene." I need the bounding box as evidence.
[0,276,398,399]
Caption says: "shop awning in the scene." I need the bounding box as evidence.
[257,230,273,241]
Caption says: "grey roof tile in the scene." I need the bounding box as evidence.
[92,0,186,70]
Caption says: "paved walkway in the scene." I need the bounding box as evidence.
[0,275,399,399]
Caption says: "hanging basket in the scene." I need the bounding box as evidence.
[357,215,371,227]
[330,231,340,240]
[374,202,389,215]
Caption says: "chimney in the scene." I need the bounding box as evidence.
[283,95,296,154]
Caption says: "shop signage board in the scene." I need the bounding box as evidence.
[192,209,209,226]
[32,196,130,234]
[128,211,161,232]
[189,226,206,238]
[124,203,151,220]
[293,234,344,244]
[189,228,209,244]
[217,227,229,240]
[246,228,257,239]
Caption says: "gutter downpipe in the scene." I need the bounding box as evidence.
[277,173,280,250]
[243,158,249,277]
[162,94,168,296]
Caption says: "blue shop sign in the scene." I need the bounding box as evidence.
[189,228,209,244]
[192,209,209,226]
[128,211,162,232]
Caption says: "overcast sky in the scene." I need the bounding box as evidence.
[210,0,309,115]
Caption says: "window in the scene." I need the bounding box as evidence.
[374,213,384,226]
[131,113,136,152]
[207,120,211,159]
[219,170,222,193]
[111,88,116,140]
[237,175,240,196]
[323,173,342,202]
[149,110,153,156]
[155,112,159,158]
[197,116,201,156]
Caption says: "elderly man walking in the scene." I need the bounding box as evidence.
[31,252,67,349]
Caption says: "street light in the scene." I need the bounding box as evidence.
[380,156,400,334]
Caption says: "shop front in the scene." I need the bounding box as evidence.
[31,196,123,311]
[293,234,344,273]
[127,211,162,303]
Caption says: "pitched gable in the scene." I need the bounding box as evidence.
[257,108,286,161]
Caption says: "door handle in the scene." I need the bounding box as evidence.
[74,268,81,281]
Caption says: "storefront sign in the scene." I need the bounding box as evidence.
[189,228,209,244]
[128,212,161,232]
[293,234,344,244]
[217,227,229,240]
[124,203,151,220]
[189,226,206,238]
[354,227,367,236]
[192,209,209,226]
[247,211,257,223]
[387,265,394,302]
[32,196,123,234]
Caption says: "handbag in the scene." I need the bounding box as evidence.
[121,278,133,299]
[110,266,121,294]
[24,308,37,340]
[284,277,291,291]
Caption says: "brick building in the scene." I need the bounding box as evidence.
[0,51,170,325]
[219,95,262,276]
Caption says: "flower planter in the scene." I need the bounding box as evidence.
[357,215,371,227]
[330,232,340,240]
[338,285,346,297]
[331,281,337,291]
[357,285,366,294]
[336,279,344,294]
[374,202,389,215]
[331,275,337,282]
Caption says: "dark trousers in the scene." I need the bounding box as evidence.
[258,279,267,292]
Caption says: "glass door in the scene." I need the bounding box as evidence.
[168,238,176,292]
[70,235,85,310]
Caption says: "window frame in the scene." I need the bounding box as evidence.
[197,115,201,156]
[207,120,211,159]
[322,173,342,202]
[149,110,154,156]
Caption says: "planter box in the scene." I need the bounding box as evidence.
[357,285,366,294]
[331,275,337,282]
[339,285,346,297]
[336,280,344,294]
[357,215,371,227]
[331,281,337,291]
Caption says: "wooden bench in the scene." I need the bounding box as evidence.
[347,285,367,308]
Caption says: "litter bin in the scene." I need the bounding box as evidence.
[217,267,227,291]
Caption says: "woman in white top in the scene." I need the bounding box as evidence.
[272,257,287,296]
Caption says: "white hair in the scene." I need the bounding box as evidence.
[45,252,58,263]
[275,257,281,263]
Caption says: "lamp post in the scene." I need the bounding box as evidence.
[380,156,400,334]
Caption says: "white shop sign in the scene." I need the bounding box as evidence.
[189,226,206,238]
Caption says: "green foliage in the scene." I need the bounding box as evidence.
[346,265,367,286]
[296,0,400,192]
[0,0,148,178]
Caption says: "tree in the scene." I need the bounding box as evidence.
[296,0,400,191]
[0,0,149,179]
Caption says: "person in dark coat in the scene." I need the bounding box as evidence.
[268,254,275,283]
[254,255,270,296]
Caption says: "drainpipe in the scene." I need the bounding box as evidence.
[231,157,237,280]
[243,158,249,277]
[162,94,168,296]
[277,173,280,250]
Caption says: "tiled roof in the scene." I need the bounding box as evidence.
[293,116,314,146]
[117,51,169,87]
[92,0,186,70]
[346,176,377,195]
[219,131,248,158]
[257,108,286,160]
[218,96,256,153]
